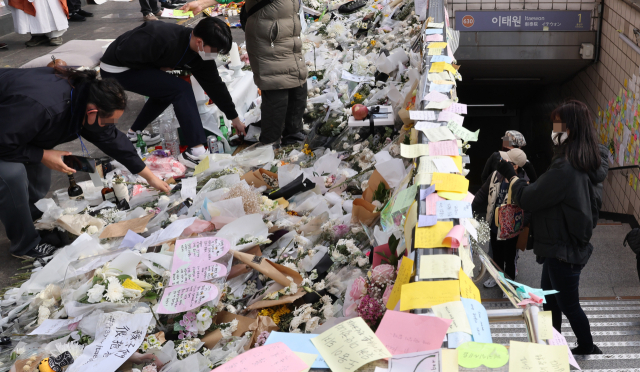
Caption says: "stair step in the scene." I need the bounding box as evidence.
[490,321,640,329]
[491,330,640,338]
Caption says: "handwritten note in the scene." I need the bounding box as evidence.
[415,172,432,186]
[157,282,219,314]
[181,177,197,200]
[459,269,481,303]
[457,342,509,368]
[264,332,327,369]
[432,173,469,193]
[67,312,152,372]
[386,257,414,310]
[432,157,460,173]
[428,140,459,156]
[213,342,308,372]
[447,122,479,142]
[425,100,454,110]
[424,91,449,102]
[441,349,458,372]
[392,185,418,213]
[430,62,445,73]
[438,111,464,126]
[294,352,318,372]
[311,317,391,372]
[415,221,453,248]
[424,28,443,35]
[409,110,437,121]
[460,218,478,240]
[415,121,441,131]
[401,143,429,158]
[430,83,454,93]
[428,42,448,49]
[438,190,467,201]
[400,280,460,311]
[419,156,462,174]
[30,315,84,335]
[443,103,467,114]
[418,215,437,227]
[461,298,492,343]
[443,225,465,248]
[425,34,444,42]
[432,301,472,334]
[548,328,581,370]
[428,48,443,56]
[431,55,453,63]
[419,254,460,279]
[538,311,554,340]
[170,237,230,285]
[388,350,441,372]
[436,201,472,219]
[509,341,569,372]
[375,311,450,355]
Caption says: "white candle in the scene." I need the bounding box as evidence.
[229,42,242,66]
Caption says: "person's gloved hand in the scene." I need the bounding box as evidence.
[496,159,517,181]
[522,161,537,182]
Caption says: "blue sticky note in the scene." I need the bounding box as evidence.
[435,200,473,219]
[499,274,559,303]
[461,298,492,344]
[264,331,328,368]
[119,230,145,249]
[420,184,436,200]
[418,215,437,227]
[430,55,453,64]
[424,29,443,35]
[430,83,455,93]
[447,331,472,348]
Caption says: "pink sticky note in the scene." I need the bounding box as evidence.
[428,140,459,156]
[170,237,230,286]
[443,103,468,114]
[442,225,465,248]
[516,299,538,307]
[213,342,308,372]
[462,192,475,203]
[426,34,444,42]
[375,310,451,355]
[528,292,544,303]
[157,282,219,314]
[548,328,582,370]
[438,111,464,126]
[425,193,445,215]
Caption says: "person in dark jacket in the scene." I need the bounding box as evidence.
[100,19,246,169]
[481,130,538,184]
[0,67,170,259]
[495,100,605,355]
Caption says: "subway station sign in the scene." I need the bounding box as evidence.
[457,11,591,31]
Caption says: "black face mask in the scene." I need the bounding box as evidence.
[84,113,111,133]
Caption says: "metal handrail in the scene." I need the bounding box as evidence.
[609,165,640,171]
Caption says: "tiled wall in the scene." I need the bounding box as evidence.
[602,168,640,221]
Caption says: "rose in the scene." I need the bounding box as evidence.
[349,276,367,301]
[382,285,393,304]
[371,264,396,284]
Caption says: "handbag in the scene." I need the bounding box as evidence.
[494,179,525,240]
[516,225,530,251]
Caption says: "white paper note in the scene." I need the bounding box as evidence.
[181,177,197,200]
[30,315,84,335]
[409,111,437,121]
[432,158,460,174]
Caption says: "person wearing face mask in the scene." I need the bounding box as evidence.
[0,66,170,260]
[100,18,246,168]
[494,100,608,356]
[480,130,538,184]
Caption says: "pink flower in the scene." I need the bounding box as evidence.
[349,276,367,301]
[143,365,157,372]
[333,224,349,238]
[371,264,395,284]
[382,285,393,304]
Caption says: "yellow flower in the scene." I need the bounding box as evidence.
[370,40,376,46]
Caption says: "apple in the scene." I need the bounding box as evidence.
[351,104,369,120]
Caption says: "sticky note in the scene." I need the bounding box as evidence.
[432,157,460,173]
[448,332,472,348]
[459,245,475,278]
[425,193,444,215]
[425,100,454,111]
[424,91,449,102]
[392,185,417,213]
[443,103,468,114]
[409,110,437,121]
[415,172,432,185]
[401,143,430,158]
[436,201,472,219]
[461,298,492,343]
[439,111,464,126]
[293,352,317,372]
[430,83,454,93]
[447,122,479,142]
[418,215,437,227]
[400,280,460,311]
[386,257,414,310]
[173,9,194,17]
[428,48,443,56]
[457,342,509,368]
[459,269,481,303]
[538,311,553,340]
[432,173,469,193]
[311,317,392,372]
[420,184,436,200]
[415,221,453,248]
[212,342,308,372]
[437,190,467,201]
[548,328,581,370]
[418,254,460,280]
[432,301,472,334]
[424,28,443,34]
[264,332,327,369]
[431,55,453,64]
[443,63,458,75]
[508,341,569,372]
[375,311,450,355]
[193,155,210,175]
[443,225,465,248]
[441,349,458,372]
[404,202,417,253]
[428,140,459,156]
[430,62,445,73]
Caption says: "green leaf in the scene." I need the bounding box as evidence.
[143,291,158,300]
[117,274,132,282]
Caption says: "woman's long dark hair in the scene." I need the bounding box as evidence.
[53,66,127,118]
[550,100,601,173]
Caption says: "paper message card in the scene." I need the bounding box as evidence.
[376,311,450,355]
[432,173,469,193]
[401,143,430,158]
[386,257,414,310]
[432,301,472,334]
[418,254,461,280]
[432,157,460,173]
[538,311,554,340]
[508,341,569,372]
[461,298,492,343]
[400,280,460,311]
[457,342,509,369]
[447,122,479,141]
[443,225,465,248]
[438,111,464,126]
[428,48,443,56]
[441,349,458,372]
[548,328,581,370]
[418,156,462,174]
[425,192,445,215]
[264,332,328,368]
[170,237,230,286]
[443,103,468,114]
[157,282,219,314]
[429,140,459,156]
[213,342,308,372]
[425,34,444,42]
[392,185,418,213]
[30,315,84,335]
[311,317,392,372]
[424,91,449,102]
[438,190,467,201]
[415,221,453,248]
[420,184,436,200]
[430,83,454,93]
[415,121,442,131]
[193,155,210,175]
[415,172,432,186]
[430,62,445,73]
[67,312,152,372]
[294,352,318,372]
[428,42,448,49]
[459,269,481,303]
[409,110,437,121]
[460,218,478,240]
[388,349,441,372]
[425,99,453,110]
[436,201,472,219]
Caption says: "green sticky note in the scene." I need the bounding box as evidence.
[392,184,417,213]
[447,121,480,142]
[457,342,509,368]
[173,10,193,17]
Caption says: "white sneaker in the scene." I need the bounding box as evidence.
[127,130,162,145]
[179,147,209,168]
[483,278,497,288]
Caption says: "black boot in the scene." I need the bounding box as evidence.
[571,344,603,355]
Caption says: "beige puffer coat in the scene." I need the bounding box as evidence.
[244,0,308,91]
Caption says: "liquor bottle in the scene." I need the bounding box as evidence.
[136,131,147,154]
[101,180,117,202]
[219,116,229,141]
[67,173,83,200]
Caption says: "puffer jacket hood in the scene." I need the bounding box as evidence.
[587,144,610,185]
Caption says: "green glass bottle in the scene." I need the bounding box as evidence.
[136,131,147,154]
[219,116,229,141]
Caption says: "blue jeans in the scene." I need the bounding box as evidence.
[541,258,593,347]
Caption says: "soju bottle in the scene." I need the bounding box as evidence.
[219,116,229,141]
[136,131,147,154]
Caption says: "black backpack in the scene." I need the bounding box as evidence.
[623,228,640,256]
[240,0,274,31]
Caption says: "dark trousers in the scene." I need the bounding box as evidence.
[259,81,307,144]
[67,0,81,13]
[0,160,50,255]
[490,231,518,279]
[102,69,206,147]
[139,0,160,15]
[541,258,593,348]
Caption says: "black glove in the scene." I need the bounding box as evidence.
[522,161,537,182]
[496,159,517,181]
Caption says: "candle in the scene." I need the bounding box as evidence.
[229,42,242,66]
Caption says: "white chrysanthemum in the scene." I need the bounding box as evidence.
[289,315,303,331]
[326,22,346,36]
[87,284,105,303]
[353,56,370,76]
[197,309,212,322]
[105,277,124,303]
[357,256,369,267]
[54,342,85,360]
[37,305,51,325]
[86,225,98,235]
[323,304,335,319]
[306,317,321,332]
[313,280,326,291]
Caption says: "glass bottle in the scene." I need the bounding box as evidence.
[136,131,147,154]
[67,173,83,200]
[219,115,229,141]
[101,180,117,202]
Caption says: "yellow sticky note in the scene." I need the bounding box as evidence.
[509,341,569,372]
[432,300,472,334]
[386,256,414,310]
[443,63,458,75]
[173,9,194,17]
[404,202,417,253]
[418,254,461,280]
[428,48,443,56]
[430,62,445,73]
[415,172,432,185]
[459,268,481,303]
[193,155,210,175]
[428,42,448,49]
[437,190,467,200]
[415,221,453,248]
[400,280,460,311]
[401,143,429,158]
[311,317,391,372]
[538,311,553,340]
[293,352,317,372]
[441,349,458,372]
[432,173,469,193]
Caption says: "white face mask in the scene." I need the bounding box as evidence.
[198,44,217,61]
[551,131,568,145]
